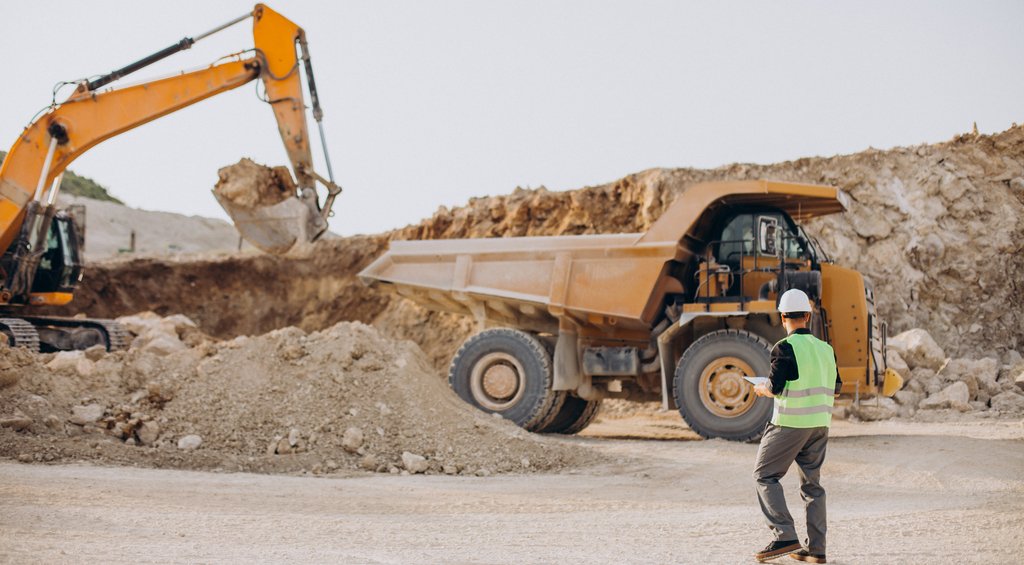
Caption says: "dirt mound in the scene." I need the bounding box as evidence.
[42,125,1024,369]
[0,315,592,475]
[214,158,296,209]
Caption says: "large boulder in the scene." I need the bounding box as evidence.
[886,349,910,376]
[888,329,946,371]
[990,391,1024,415]
[849,396,898,421]
[919,381,971,411]
[937,358,999,399]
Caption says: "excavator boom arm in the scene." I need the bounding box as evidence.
[0,3,332,257]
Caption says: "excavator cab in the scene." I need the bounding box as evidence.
[30,213,83,295]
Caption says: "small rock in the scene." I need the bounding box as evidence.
[69,404,104,426]
[341,427,364,453]
[136,421,160,446]
[16,453,32,463]
[125,437,137,447]
[46,351,85,373]
[288,428,301,447]
[520,457,531,469]
[177,434,202,450]
[888,329,945,371]
[143,335,187,357]
[0,415,33,431]
[990,391,1024,414]
[1015,371,1024,391]
[280,344,305,361]
[893,390,923,408]
[401,451,429,474]
[1005,350,1023,365]
[276,437,293,455]
[919,381,971,411]
[111,422,129,440]
[325,459,339,471]
[267,437,281,456]
[83,344,107,362]
[443,464,458,475]
[911,368,943,395]
[43,415,62,432]
[359,454,378,471]
[831,404,848,420]
[476,468,491,477]
[163,314,198,333]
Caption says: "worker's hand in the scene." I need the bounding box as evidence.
[754,384,774,398]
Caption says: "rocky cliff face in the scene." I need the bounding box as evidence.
[394,125,1024,359]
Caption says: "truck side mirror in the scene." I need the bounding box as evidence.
[758,217,777,256]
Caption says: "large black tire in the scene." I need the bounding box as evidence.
[538,395,602,434]
[672,329,773,441]
[448,328,565,432]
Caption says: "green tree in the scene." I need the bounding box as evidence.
[0,150,124,204]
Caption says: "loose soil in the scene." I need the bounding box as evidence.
[0,319,593,475]
[213,158,296,209]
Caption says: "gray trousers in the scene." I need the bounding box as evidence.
[753,423,829,554]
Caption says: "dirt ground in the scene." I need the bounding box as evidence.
[1,418,1021,565]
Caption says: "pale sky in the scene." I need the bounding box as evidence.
[2,1,1022,236]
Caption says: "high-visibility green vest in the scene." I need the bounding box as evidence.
[771,333,838,428]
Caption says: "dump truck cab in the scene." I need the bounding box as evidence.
[360,180,903,441]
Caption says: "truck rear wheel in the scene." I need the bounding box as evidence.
[448,328,565,432]
[538,395,602,434]
[672,329,773,441]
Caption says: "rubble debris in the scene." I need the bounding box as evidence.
[0,313,593,475]
[213,158,295,209]
[177,435,203,450]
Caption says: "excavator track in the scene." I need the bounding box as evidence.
[0,318,41,350]
[19,316,130,352]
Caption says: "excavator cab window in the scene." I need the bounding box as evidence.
[31,215,83,294]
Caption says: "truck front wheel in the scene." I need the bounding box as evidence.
[449,328,565,432]
[672,329,773,441]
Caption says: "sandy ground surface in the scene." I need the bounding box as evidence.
[1,418,1021,565]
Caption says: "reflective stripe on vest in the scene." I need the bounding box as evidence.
[771,333,838,428]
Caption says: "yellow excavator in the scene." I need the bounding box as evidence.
[0,4,339,351]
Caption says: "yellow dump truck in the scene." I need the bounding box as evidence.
[360,180,903,440]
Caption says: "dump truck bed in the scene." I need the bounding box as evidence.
[359,180,848,334]
[359,233,678,333]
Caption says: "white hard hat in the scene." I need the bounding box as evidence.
[778,289,812,314]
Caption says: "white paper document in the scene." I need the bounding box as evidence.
[743,376,770,387]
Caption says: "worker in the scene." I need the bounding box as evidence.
[751,288,842,564]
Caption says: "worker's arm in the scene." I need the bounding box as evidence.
[754,342,799,398]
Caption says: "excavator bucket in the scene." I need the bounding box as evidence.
[214,192,311,255]
[212,158,322,255]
